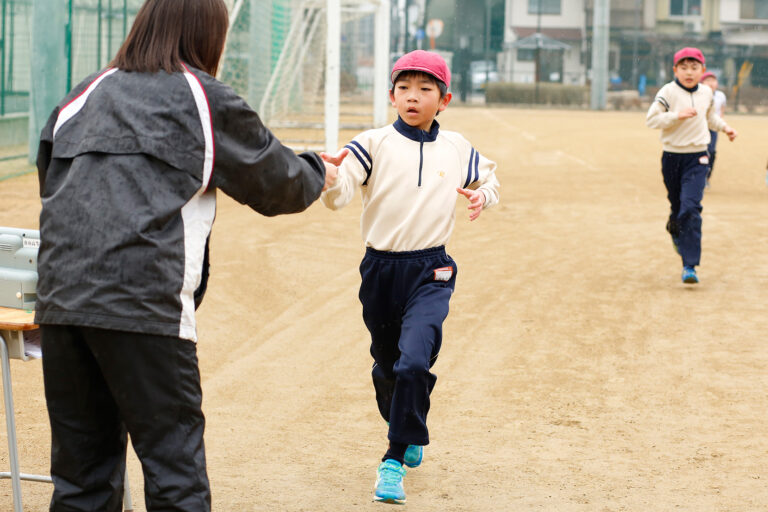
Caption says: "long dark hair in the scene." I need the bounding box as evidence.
[110,0,229,76]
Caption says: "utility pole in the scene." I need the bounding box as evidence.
[325,0,340,152]
[485,0,491,88]
[631,0,640,90]
[590,0,610,110]
[29,0,68,163]
[535,0,542,103]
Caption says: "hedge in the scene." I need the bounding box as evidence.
[485,82,590,106]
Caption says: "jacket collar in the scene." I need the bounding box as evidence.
[675,78,699,93]
[393,116,440,142]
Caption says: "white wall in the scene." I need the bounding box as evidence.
[508,0,585,29]
[720,0,740,22]
[563,48,585,85]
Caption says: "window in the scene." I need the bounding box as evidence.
[528,0,561,15]
[517,49,535,62]
[670,0,701,16]
[741,0,768,19]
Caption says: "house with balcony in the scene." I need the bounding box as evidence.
[719,0,768,86]
[500,0,658,89]
[500,0,587,85]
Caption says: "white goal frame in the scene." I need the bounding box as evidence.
[225,0,390,153]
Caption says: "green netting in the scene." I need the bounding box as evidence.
[0,0,141,117]
[219,0,295,108]
[0,0,32,116]
[68,0,143,89]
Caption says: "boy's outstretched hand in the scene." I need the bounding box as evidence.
[723,125,737,142]
[456,187,486,221]
[320,148,350,166]
[319,148,350,191]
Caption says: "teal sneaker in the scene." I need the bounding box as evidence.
[403,445,423,468]
[373,459,406,504]
[682,266,699,284]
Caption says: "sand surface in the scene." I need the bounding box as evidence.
[1,107,767,511]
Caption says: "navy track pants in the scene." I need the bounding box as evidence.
[706,130,718,180]
[358,246,457,447]
[661,151,708,268]
[41,326,210,512]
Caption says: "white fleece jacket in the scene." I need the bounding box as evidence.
[646,79,727,153]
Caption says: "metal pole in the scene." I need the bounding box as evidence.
[484,0,490,89]
[590,0,610,110]
[404,0,410,52]
[123,469,134,511]
[631,0,640,90]
[97,0,102,68]
[8,0,13,92]
[1,0,7,115]
[535,0,541,104]
[28,0,68,163]
[325,0,340,152]
[66,0,73,92]
[107,0,113,62]
[1,335,23,511]
[373,0,390,127]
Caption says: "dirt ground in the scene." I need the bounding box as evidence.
[1,107,768,511]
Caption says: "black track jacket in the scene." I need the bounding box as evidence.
[35,65,325,341]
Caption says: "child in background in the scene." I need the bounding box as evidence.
[646,47,737,284]
[321,50,500,504]
[699,71,727,186]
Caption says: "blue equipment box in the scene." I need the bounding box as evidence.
[0,227,39,310]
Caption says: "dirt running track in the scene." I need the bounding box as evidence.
[1,107,768,511]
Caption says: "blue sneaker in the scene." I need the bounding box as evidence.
[373,459,406,504]
[403,445,423,468]
[682,266,699,284]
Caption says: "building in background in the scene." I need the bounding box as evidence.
[500,0,587,85]
[391,0,506,99]
[719,0,768,88]
[383,0,766,104]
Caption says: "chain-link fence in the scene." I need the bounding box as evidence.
[0,0,142,117]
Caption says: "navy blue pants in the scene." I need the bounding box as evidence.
[41,326,210,512]
[358,246,457,447]
[661,151,708,268]
[706,130,718,179]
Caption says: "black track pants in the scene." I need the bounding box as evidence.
[41,325,210,512]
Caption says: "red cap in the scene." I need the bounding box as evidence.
[673,47,705,66]
[700,71,716,82]
[391,50,451,89]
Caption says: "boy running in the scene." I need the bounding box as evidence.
[321,50,500,504]
[646,47,736,284]
[699,71,727,186]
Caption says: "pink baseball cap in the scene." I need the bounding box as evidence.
[391,50,451,89]
[700,71,716,81]
[674,47,705,66]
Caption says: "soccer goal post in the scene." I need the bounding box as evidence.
[220,0,391,153]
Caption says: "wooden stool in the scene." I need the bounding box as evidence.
[0,307,133,511]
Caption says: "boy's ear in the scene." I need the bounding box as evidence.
[389,89,396,106]
[438,92,452,113]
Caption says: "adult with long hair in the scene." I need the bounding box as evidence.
[35,0,338,510]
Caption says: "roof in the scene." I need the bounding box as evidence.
[509,32,572,50]
[511,27,583,41]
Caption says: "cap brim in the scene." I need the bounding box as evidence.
[391,67,445,85]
